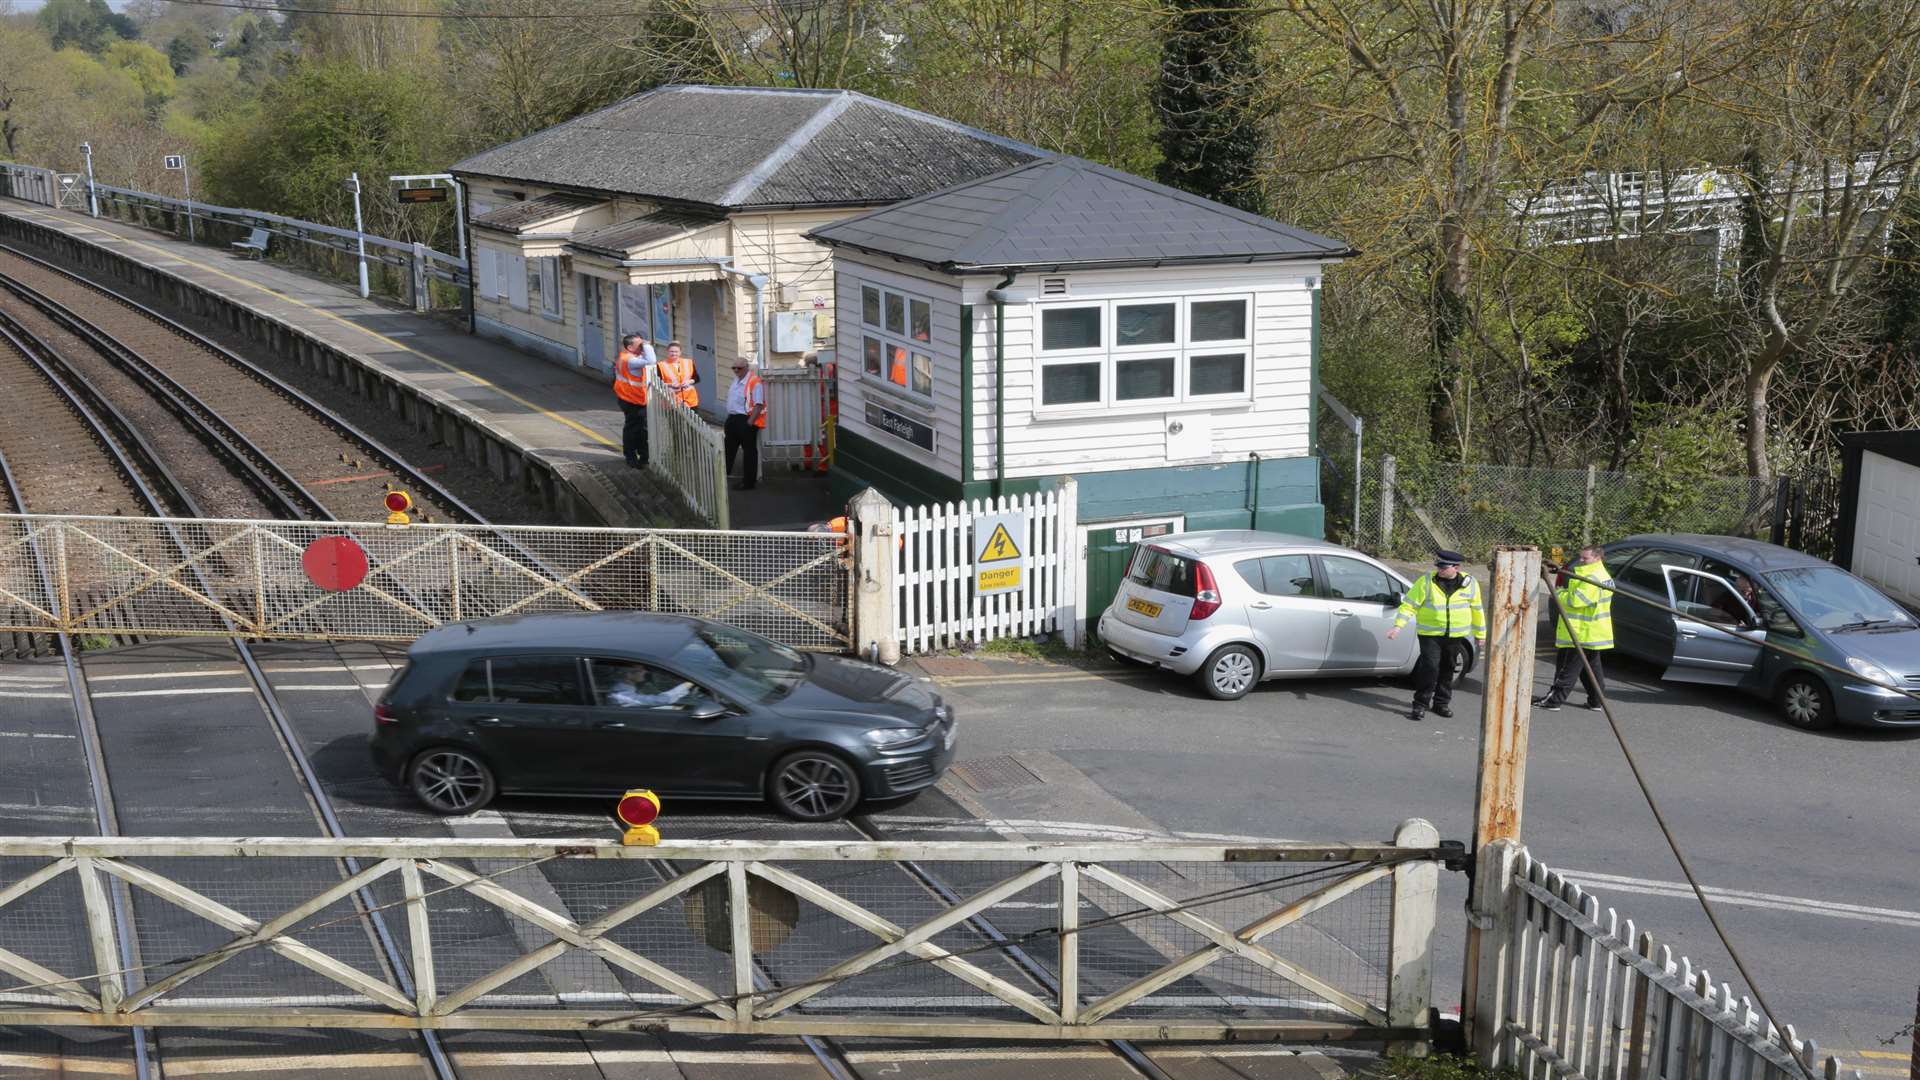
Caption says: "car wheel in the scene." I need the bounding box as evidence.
[1777,673,1837,731]
[770,750,863,821]
[1197,645,1261,701]
[1451,642,1474,686]
[408,748,496,814]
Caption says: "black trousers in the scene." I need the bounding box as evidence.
[1411,636,1464,711]
[724,414,759,489]
[620,401,648,468]
[1545,647,1606,704]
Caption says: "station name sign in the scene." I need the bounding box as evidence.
[396,186,449,204]
[865,400,933,453]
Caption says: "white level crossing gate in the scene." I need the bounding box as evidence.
[0,827,1442,1041]
[892,481,1079,654]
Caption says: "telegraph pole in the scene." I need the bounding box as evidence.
[1461,545,1541,1060]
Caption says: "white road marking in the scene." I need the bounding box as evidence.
[89,687,255,699]
[1560,870,1920,929]
[258,663,395,674]
[83,668,246,682]
[0,675,67,685]
[268,683,388,691]
[0,690,72,699]
[0,730,75,739]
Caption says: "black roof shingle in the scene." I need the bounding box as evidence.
[452,86,1042,210]
[806,156,1353,272]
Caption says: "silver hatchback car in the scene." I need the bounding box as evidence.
[1098,531,1477,700]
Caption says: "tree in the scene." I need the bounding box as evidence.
[38,0,135,53]
[164,33,205,75]
[1154,0,1267,214]
[105,39,175,112]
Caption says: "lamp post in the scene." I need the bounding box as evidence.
[345,172,369,299]
[79,142,98,218]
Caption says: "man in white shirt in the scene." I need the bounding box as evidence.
[724,359,766,491]
[606,668,695,709]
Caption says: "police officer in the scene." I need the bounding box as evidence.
[1535,545,1613,711]
[1385,549,1486,721]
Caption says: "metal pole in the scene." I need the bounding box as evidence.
[81,143,98,218]
[452,180,467,266]
[350,172,370,299]
[182,158,195,243]
[1353,416,1364,546]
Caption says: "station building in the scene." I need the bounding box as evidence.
[808,156,1352,546]
[450,84,1040,420]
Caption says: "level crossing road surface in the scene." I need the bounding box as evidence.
[0,640,1367,1080]
[912,649,1920,1080]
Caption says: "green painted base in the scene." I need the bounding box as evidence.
[829,427,1323,538]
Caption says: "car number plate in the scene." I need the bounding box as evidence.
[1127,597,1164,617]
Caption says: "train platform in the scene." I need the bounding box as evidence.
[0,200,834,530]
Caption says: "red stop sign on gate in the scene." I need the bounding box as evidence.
[302,536,369,592]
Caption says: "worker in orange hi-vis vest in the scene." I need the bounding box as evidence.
[656,341,700,409]
[724,358,767,491]
[612,333,656,469]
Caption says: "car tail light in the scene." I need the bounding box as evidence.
[374,703,398,726]
[1190,562,1223,621]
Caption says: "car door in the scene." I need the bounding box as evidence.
[581,657,758,797]
[1231,554,1330,674]
[1661,566,1765,685]
[1318,555,1416,673]
[442,655,593,790]
[1607,548,1699,664]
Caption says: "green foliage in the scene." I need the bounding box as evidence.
[199,59,451,235]
[1364,1053,1522,1080]
[164,33,205,76]
[37,0,134,53]
[1154,0,1267,214]
[104,40,174,112]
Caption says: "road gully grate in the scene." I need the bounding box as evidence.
[950,755,1045,792]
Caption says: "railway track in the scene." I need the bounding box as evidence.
[0,242,486,526]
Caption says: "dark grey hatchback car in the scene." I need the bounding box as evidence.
[370,612,956,820]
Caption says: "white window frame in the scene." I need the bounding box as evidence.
[1033,293,1254,415]
[857,281,936,405]
[537,257,562,320]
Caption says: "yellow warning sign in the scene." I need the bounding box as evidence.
[973,511,1027,596]
[980,523,1020,562]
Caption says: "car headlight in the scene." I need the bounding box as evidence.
[863,727,924,747]
[1847,657,1894,686]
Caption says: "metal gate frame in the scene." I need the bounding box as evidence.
[0,826,1444,1041]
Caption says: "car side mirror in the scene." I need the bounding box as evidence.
[688,700,728,721]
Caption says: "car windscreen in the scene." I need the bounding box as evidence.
[668,626,810,703]
[1127,546,1197,597]
[1763,566,1917,633]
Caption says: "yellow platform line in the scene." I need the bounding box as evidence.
[22,210,616,449]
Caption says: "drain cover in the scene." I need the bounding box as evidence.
[950,755,1044,792]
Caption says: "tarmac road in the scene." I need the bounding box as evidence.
[919,645,1920,1077]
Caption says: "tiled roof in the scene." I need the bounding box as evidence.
[469,192,602,233]
[452,85,1042,210]
[807,157,1353,272]
[570,209,725,256]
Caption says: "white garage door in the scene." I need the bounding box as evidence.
[1855,450,1920,609]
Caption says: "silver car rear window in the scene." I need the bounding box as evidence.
[1127,547,1197,597]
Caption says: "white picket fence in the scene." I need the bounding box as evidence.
[892,481,1078,654]
[646,369,729,528]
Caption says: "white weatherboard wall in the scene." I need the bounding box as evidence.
[1856,449,1920,609]
[962,265,1320,481]
[833,257,967,479]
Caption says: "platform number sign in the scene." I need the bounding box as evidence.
[973,510,1027,595]
[163,155,184,171]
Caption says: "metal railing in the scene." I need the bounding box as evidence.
[85,183,468,312]
[1473,841,1862,1080]
[761,362,829,463]
[0,512,848,649]
[0,823,1444,1040]
[645,369,731,529]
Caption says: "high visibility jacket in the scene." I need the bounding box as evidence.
[741,371,766,429]
[656,356,698,408]
[613,350,650,405]
[1554,559,1614,650]
[888,346,907,387]
[1394,572,1487,639]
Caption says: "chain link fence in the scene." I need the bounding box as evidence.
[1352,457,1786,561]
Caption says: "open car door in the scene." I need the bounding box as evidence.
[1661,566,1765,686]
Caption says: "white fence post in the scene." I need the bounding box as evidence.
[850,487,899,663]
[1388,817,1440,1056]
[1468,838,1523,1068]
[1380,455,1398,552]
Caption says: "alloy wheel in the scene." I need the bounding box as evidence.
[411,750,492,813]
[774,755,858,820]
